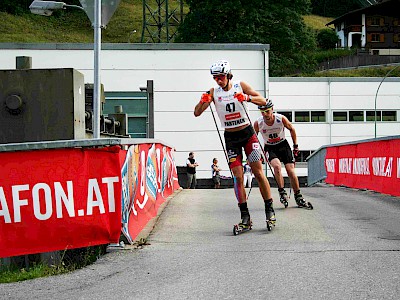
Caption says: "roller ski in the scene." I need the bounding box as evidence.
[264,199,276,231]
[233,202,252,236]
[278,188,289,208]
[294,192,313,210]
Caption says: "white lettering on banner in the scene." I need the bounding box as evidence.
[339,158,352,174]
[398,158,400,179]
[325,159,336,173]
[0,188,11,223]
[87,179,106,215]
[32,183,53,221]
[352,158,370,175]
[55,181,75,218]
[372,157,393,177]
[102,177,118,213]
[12,184,29,223]
[0,177,119,224]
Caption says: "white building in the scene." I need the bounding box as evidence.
[0,43,399,178]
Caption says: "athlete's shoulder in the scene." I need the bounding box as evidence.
[275,113,283,123]
[232,80,241,89]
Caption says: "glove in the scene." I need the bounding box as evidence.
[200,92,212,103]
[234,92,251,102]
[293,144,299,158]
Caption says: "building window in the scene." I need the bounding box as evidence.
[311,111,326,122]
[349,111,364,121]
[370,17,383,26]
[277,111,292,122]
[366,111,381,121]
[371,33,382,42]
[382,111,397,121]
[333,111,347,121]
[394,33,400,43]
[295,111,310,122]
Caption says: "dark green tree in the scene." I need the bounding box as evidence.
[317,28,339,49]
[175,0,317,76]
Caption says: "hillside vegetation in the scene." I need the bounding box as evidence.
[1,2,399,77]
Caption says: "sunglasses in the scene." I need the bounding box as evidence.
[260,109,272,113]
[213,75,226,81]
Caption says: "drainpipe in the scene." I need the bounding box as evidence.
[328,78,332,144]
[361,14,366,48]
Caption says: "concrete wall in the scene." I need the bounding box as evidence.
[0,43,399,179]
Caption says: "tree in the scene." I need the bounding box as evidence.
[175,0,317,76]
[317,28,339,49]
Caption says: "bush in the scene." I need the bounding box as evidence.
[313,48,356,64]
[317,28,339,50]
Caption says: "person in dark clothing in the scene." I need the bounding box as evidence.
[186,152,199,189]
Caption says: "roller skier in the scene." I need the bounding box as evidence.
[194,60,276,233]
[254,100,313,209]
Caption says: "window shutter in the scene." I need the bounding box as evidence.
[367,17,372,26]
[380,18,384,26]
[380,34,385,42]
[367,33,372,42]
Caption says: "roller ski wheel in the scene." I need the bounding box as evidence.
[296,199,314,210]
[266,219,276,231]
[233,221,252,236]
[279,191,289,208]
[281,199,288,208]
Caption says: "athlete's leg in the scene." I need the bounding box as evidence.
[285,163,300,192]
[231,160,246,203]
[250,160,272,200]
[270,158,285,189]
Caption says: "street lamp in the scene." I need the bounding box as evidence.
[29,0,102,139]
[374,64,400,138]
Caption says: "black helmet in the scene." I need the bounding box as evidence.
[258,99,273,110]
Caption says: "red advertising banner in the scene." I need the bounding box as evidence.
[120,143,180,244]
[0,147,122,258]
[325,139,400,197]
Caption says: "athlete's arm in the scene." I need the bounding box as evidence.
[240,81,266,106]
[194,88,213,117]
[254,120,260,134]
[282,116,298,145]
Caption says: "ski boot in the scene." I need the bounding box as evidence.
[278,188,289,208]
[233,202,252,235]
[294,191,313,210]
[264,199,276,231]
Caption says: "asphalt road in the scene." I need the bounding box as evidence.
[1,184,400,300]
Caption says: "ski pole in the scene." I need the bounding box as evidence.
[207,93,242,201]
[240,101,280,187]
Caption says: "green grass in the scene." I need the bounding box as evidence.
[303,14,334,30]
[0,246,106,283]
[0,0,142,43]
[313,66,400,77]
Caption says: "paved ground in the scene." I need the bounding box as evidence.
[1,184,400,300]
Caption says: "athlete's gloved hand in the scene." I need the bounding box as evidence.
[200,92,212,103]
[293,144,299,158]
[234,92,251,102]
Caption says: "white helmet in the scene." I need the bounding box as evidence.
[210,60,231,76]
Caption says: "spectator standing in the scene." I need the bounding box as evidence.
[211,158,222,189]
[243,160,253,188]
[186,152,198,189]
